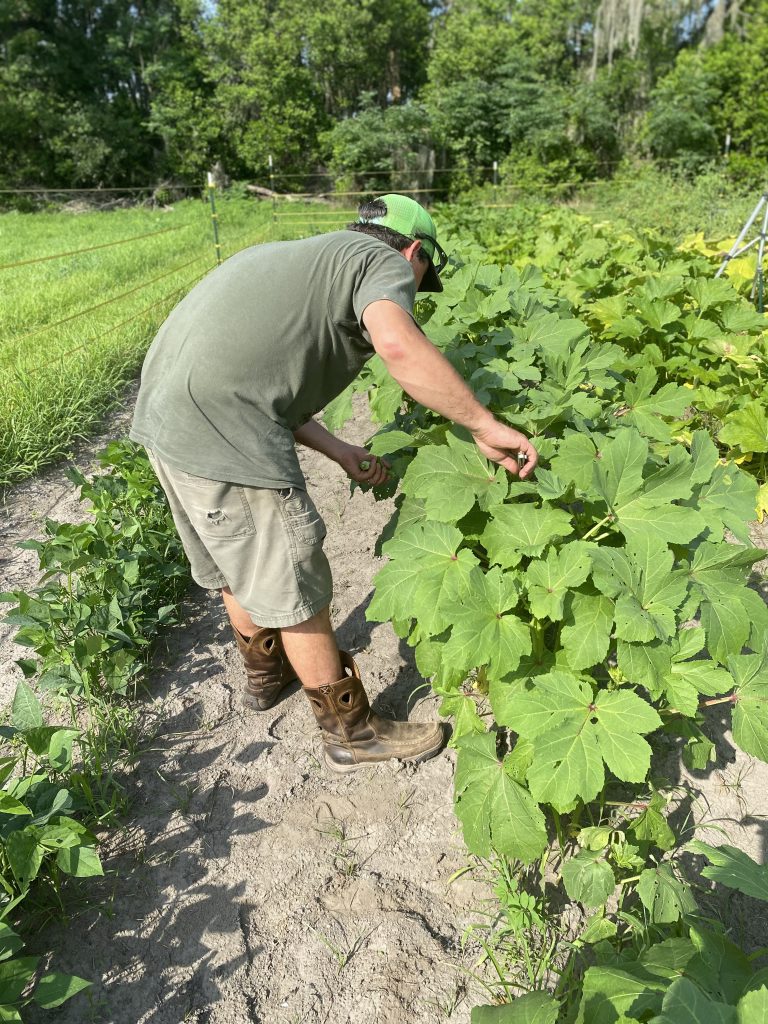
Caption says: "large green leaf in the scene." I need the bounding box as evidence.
[639,937,697,980]
[663,657,732,715]
[650,976,736,1024]
[367,521,478,638]
[718,402,768,455]
[690,429,720,485]
[471,993,560,1023]
[591,429,706,545]
[686,924,753,1004]
[10,681,43,731]
[442,567,531,683]
[637,864,697,923]
[0,793,33,817]
[525,542,591,621]
[6,831,43,890]
[633,296,681,332]
[727,652,768,760]
[617,498,706,545]
[402,432,508,522]
[621,366,689,438]
[687,542,765,598]
[593,428,648,508]
[33,973,92,1009]
[687,463,758,546]
[688,276,739,312]
[482,504,574,569]
[561,850,615,908]
[702,600,751,666]
[592,535,688,643]
[507,672,661,809]
[526,311,588,354]
[550,433,601,492]
[488,655,554,726]
[455,734,548,863]
[688,842,768,902]
[0,958,40,1006]
[629,793,675,851]
[56,845,103,878]
[575,966,665,1024]
[737,988,768,1023]
[561,593,614,671]
[440,693,485,743]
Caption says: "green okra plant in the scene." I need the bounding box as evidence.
[327,253,768,1017]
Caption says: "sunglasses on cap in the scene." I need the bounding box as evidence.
[415,233,449,275]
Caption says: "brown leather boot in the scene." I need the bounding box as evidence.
[303,652,445,773]
[230,625,296,710]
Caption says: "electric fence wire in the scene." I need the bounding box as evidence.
[7,219,275,373]
[0,225,186,272]
[7,251,212,347]
[16,268,213,376]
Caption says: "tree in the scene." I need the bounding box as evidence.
[644,51,722,170]
[206,0,434,182]
[322,95,435,194]
[0,1,210,188]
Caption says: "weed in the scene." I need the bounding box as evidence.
[309,921,377,973]
[313,813,365,878]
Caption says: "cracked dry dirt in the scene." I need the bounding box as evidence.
[2,391,768,1024]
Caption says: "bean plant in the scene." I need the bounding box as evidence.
[1,442,191,1019]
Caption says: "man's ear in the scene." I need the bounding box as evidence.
[401,239,422,262]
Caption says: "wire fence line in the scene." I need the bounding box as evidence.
[5,210,276,376]
[0,225,187,272]
[0,185,205,194]
[3,173,548,373]
[15,268,214,376]
[8,251,213,348]
[3,164,581,376]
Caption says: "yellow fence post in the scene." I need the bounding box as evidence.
[207,171,222,266]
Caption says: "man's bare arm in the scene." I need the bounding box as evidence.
[362,299,538,477]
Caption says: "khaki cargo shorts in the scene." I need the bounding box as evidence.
[146,450,333,628]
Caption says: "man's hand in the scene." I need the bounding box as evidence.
[335,443,391,486]
[471,420,538,479]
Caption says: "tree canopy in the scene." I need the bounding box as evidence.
[1,0,765,192]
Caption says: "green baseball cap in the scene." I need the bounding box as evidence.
[360,193,446,293]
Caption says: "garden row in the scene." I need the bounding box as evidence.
[0,445,191,1018]
[2,196,767,1019]
[325,239,768,1018]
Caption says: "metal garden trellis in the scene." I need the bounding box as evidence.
[715,189,768,312]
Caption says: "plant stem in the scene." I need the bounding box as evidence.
[582,513,613,541]
[699,693,737,708]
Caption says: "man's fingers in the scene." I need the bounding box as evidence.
[356,455,390,485]
[497,455,521,475]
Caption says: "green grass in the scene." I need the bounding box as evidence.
[460,165,760,246]
[563,165,760,243]
[0,195,358,488]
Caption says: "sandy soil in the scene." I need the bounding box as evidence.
[1,394,767,1023]
[2,396,490,1024]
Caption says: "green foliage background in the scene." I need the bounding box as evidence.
[2,0,768,193]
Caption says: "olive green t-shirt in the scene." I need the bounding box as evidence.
[129,230,416,488]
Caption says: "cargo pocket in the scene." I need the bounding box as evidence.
[278,487,327,546]
[176,476,256,539]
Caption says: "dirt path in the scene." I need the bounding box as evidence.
[2,397,488,1024]
[2,396,768,1023]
